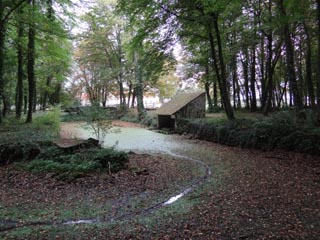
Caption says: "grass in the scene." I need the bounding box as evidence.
[0,108,61,145]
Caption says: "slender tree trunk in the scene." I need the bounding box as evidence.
[131,90,135,108]
[0,27,4,124]
[260,37,266,109]
[2,94,9,116]
[118,76,126,106]
[232,73,236,109]
[51,83,61,105]
[205,66,213,113]
[32,80,37,112]
[24,94,27,114]
[0,0,28,123]
[213,14,234,119]
[250,47,257,112]
[127,81,132,107]
[213,81,218,108]
[242,50,250,109]
[316,0,320,123]
[16,9,24,118]
[26,0,35,123]
[41,76,51,110]
[208,13,234,119]
[263,32,273,115]
[208,30,222,108]
[0,1,4,123]
[236,75,241,109]
[278,0,302,110]
[134,51,144,120]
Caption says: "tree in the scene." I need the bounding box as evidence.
[26,0,36,123]
[15,6,24,119]
[277,0,303,110]
[0,0,28,123]
[317,0,320,122]
[74,0,130,107]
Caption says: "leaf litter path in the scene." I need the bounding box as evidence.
[0,122,211,232]
[1,122,320,239]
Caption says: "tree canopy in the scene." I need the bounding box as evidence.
[0,0,320,122]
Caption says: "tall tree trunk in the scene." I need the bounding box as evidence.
[212,14,234,119]
[26,0,35,123]
[263,32,273,115]
[205,65,213,113]
[278,0,302,109]
[0,1,4,123]
[242,49,250,109]
[127,81,132,107]
[235,75,241,109]
[213,80,218,108]
[2,94,9,116]
[0,0,28,123]
[134,51,144,120]
[250,47,257,112]
[24,94,27,114]
[208,13,234,119]
[16,14,24,118]
[50,83,61,105]
[118,76,126,106]
[117,29,126,107]
[260,37,266,109]
[131,90,135,108]
[316,0,320,123]
[232,73,237,109]
[0,30,4,124]
[42,76,51,110]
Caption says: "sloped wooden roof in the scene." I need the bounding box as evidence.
[156,92,205,115]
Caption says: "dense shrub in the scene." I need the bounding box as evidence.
[33,107,61,134]
[61,106,115,122]
[86,148,128,171]
[0,109,61,145]
[17,147,129,181]
[177,111,320,155]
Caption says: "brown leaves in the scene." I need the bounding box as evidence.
[1,141,320,239]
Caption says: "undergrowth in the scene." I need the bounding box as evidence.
[177,110,320,154]
[0,108,61,145]
[17,147,128,181]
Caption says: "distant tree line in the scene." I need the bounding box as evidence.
[71,0,176,120]
[0,0,71,123]
[118,0,320,121]
[2,0,320,124]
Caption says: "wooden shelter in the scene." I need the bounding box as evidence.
[155,92,206,129]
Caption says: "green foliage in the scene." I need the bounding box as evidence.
[140,112,158,128]
[87,148,128,171]
[82,106,113,145]
[0,109,60,145]
[120,112,140,123]
[177,111,320,154]
[18,147,128,181]
[33,107,61,134]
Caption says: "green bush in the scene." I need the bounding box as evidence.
[177,111,320,155]
[17,147,129,181]
[88,148,128,171]
[140,112,158,128]
[33,107,61,134]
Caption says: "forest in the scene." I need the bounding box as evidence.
[1,1,320,239]
[0,0,320,123]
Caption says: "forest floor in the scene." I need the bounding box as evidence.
[0,122,320,239]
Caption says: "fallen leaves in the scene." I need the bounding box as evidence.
[1,141,320,239]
